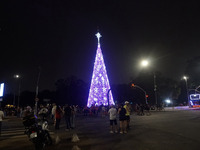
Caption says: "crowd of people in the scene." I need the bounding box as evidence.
[0,101,157,136]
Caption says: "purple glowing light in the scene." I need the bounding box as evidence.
[87,32,115,107]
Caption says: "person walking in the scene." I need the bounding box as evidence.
[0,107,5,136]
[118,104,127,134]
[108,105,118,133]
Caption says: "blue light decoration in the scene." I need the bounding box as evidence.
[0,83,4,97]
[87,32,115,107]
[0,83,4,102]
[190,94,200,100]
[189,94,200,107]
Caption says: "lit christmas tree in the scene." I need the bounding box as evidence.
[87,32,115,107]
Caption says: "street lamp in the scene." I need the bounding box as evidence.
[34,67,41,116]
[183,76,189,106]
[14,74,21,107]
[141,60,149,67]
[140,60,158,105]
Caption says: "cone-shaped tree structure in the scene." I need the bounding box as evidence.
[87,32,115,107]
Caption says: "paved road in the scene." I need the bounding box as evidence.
[0,108,200,150]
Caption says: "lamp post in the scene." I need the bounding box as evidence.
[34,67,41,116]
[154,72,158,105]
[140,60,158,105]
[107,89,111,107]
[183,76,189,106]
[14,74,21,107]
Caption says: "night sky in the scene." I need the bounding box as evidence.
[1,0,200,92]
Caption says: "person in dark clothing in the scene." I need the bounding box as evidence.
[145,104,151,116]
[118,104,127,134]
[139,104,145,116]
[64,104,72,131]
[83,106,89,116]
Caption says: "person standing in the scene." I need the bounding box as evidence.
[108,105,118,133]
[118,104,127,134]
[124,101,131,129]
[24,106,33,117]
[83,106,89,116]
[145,104,151,116]
[51,103,57,120]
[17,107,21,118]
[101,105,106,117]
[55,106,63,130]
[64,104,72,131]
[38,105,48,120]
[139,103,145,116]
[71,105,77,128]
[0,107,5,136]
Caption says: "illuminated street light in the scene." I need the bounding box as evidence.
[140,60,158,105]
[183,76,189,106]
[165,99,171,104]
[183,76,188,80]
[165,99,171,107]
[141,60,149,67]
[14,74,20,78]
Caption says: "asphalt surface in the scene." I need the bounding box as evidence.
[0,108,200,150]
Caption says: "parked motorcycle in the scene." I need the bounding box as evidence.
[23,114,52,150]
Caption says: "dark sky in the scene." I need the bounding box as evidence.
[1,0,200,92]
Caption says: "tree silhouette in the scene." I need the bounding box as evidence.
[55,76,89,106]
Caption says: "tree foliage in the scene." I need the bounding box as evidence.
[55,76,89,106]
[185,56,200,89]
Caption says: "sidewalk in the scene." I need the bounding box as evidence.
[164,106,200,111]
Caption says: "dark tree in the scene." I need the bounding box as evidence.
[185,56,200,89]
[55,76,89,106]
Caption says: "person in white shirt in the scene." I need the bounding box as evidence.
[51,103,57,124]
[108,105,118,133]
[38,105,48,120]
[0,107,5,136]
